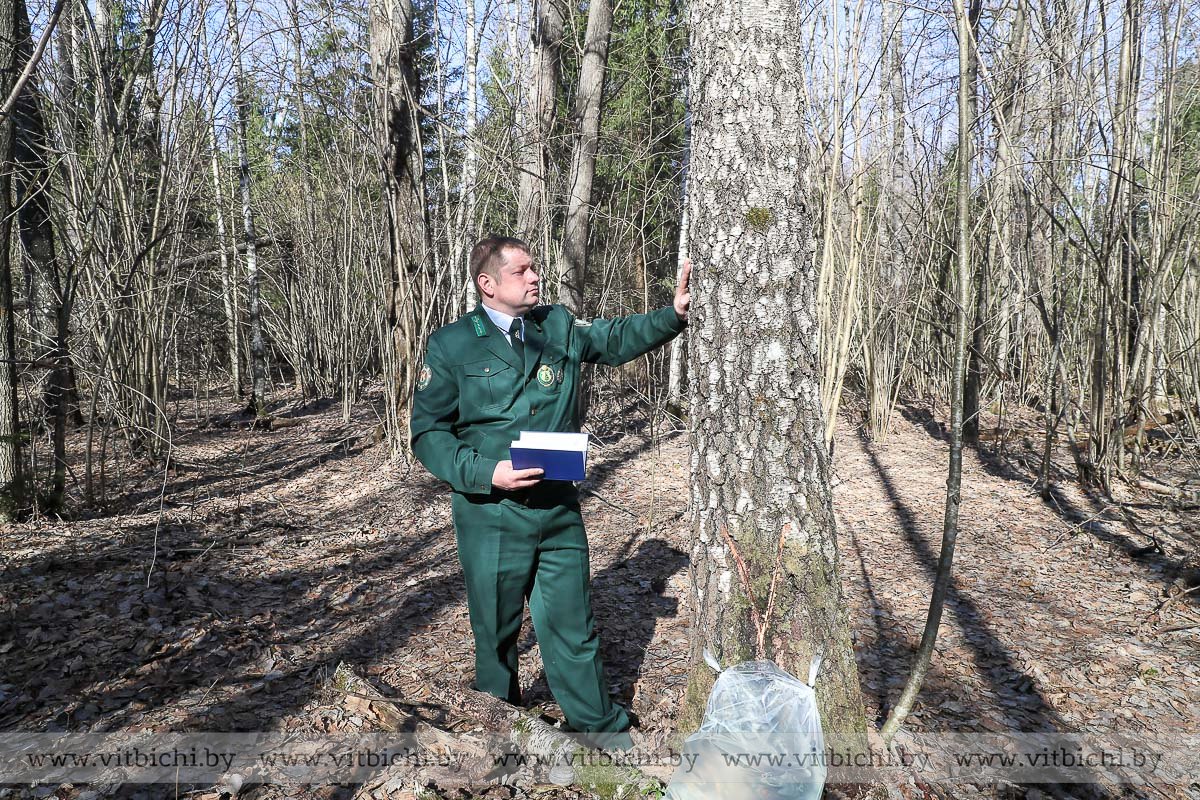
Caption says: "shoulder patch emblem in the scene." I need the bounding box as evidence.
[416,364,432,391]
[537,364,555,387]
[471,315,487,337]
[573,318,592,328]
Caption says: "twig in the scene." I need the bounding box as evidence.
[581,487,638,518]
[718,524,764,649]
[189,676,221,708]
[1140,584,1200,631]
[1142,582,1200,633]
[718,522,792,660]
[1040,500,1117,552]
[759,522,791,658]
[0,0,68,119]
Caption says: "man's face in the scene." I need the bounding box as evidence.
[479,247,540,316]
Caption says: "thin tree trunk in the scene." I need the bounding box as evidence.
[1087,0,1142,488]
[210,118,242,399]
[0,0,25,519]
[989,0,1028,394]
[963,255,985,442]
[667,75,692,406]
[286,0,319,245]
[817,0,850,447]
[226,0,267,416]
[450,0,479,312]
[865,0,905,441]
[683,0,868,759]
[881,0,980,743]
[556,0,613,314]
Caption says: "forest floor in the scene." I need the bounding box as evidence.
[1,388,1197,800]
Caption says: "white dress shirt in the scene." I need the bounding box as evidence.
[481,303,525,346]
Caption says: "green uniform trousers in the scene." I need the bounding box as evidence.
[452,485,632,741]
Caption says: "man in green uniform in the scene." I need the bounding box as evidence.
[410,235,691,747]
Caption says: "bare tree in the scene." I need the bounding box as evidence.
[11,0,68,508]
[517,0,563,246]
[208,116,242,400]
[557,0,613,313]
[370,0,433,449]
[881,0,980,743]
[0,0,25,520]
[225,0,267,417]
[454,0,480,311]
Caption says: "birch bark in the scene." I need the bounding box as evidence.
[226,0,267,416]
[460,0,479,309]
[684,0,867,754]
[209,116,242,399]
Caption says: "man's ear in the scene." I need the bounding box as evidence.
[477,272,494,298]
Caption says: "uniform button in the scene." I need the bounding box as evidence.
[531,406,538,415]
[484,366,490,373]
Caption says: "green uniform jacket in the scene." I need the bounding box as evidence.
[411,303,685,494]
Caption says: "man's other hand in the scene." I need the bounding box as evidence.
[492,460,544,491]
[674,258,692,320]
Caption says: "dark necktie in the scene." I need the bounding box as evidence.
[508,318,525,363]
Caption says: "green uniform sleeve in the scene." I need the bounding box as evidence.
[410,336,499,495]
[577,304,687,366]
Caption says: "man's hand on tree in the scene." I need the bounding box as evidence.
[492,460,544,491]
[674,258,692,320]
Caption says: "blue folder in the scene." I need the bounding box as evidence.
[509,432,589,481]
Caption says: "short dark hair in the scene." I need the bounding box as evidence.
[470,235,529,286]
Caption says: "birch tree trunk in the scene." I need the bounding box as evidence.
[517,0,563,246]
[443,0,479,312]
[226,0,267,416]
[667,72,693,407]
[667,198,688,407]
[209,116,242,399]
[459,0,479,310]
[557,0,613,313]
[683,0,868,756]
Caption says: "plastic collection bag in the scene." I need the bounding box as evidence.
[665,657,826,800]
